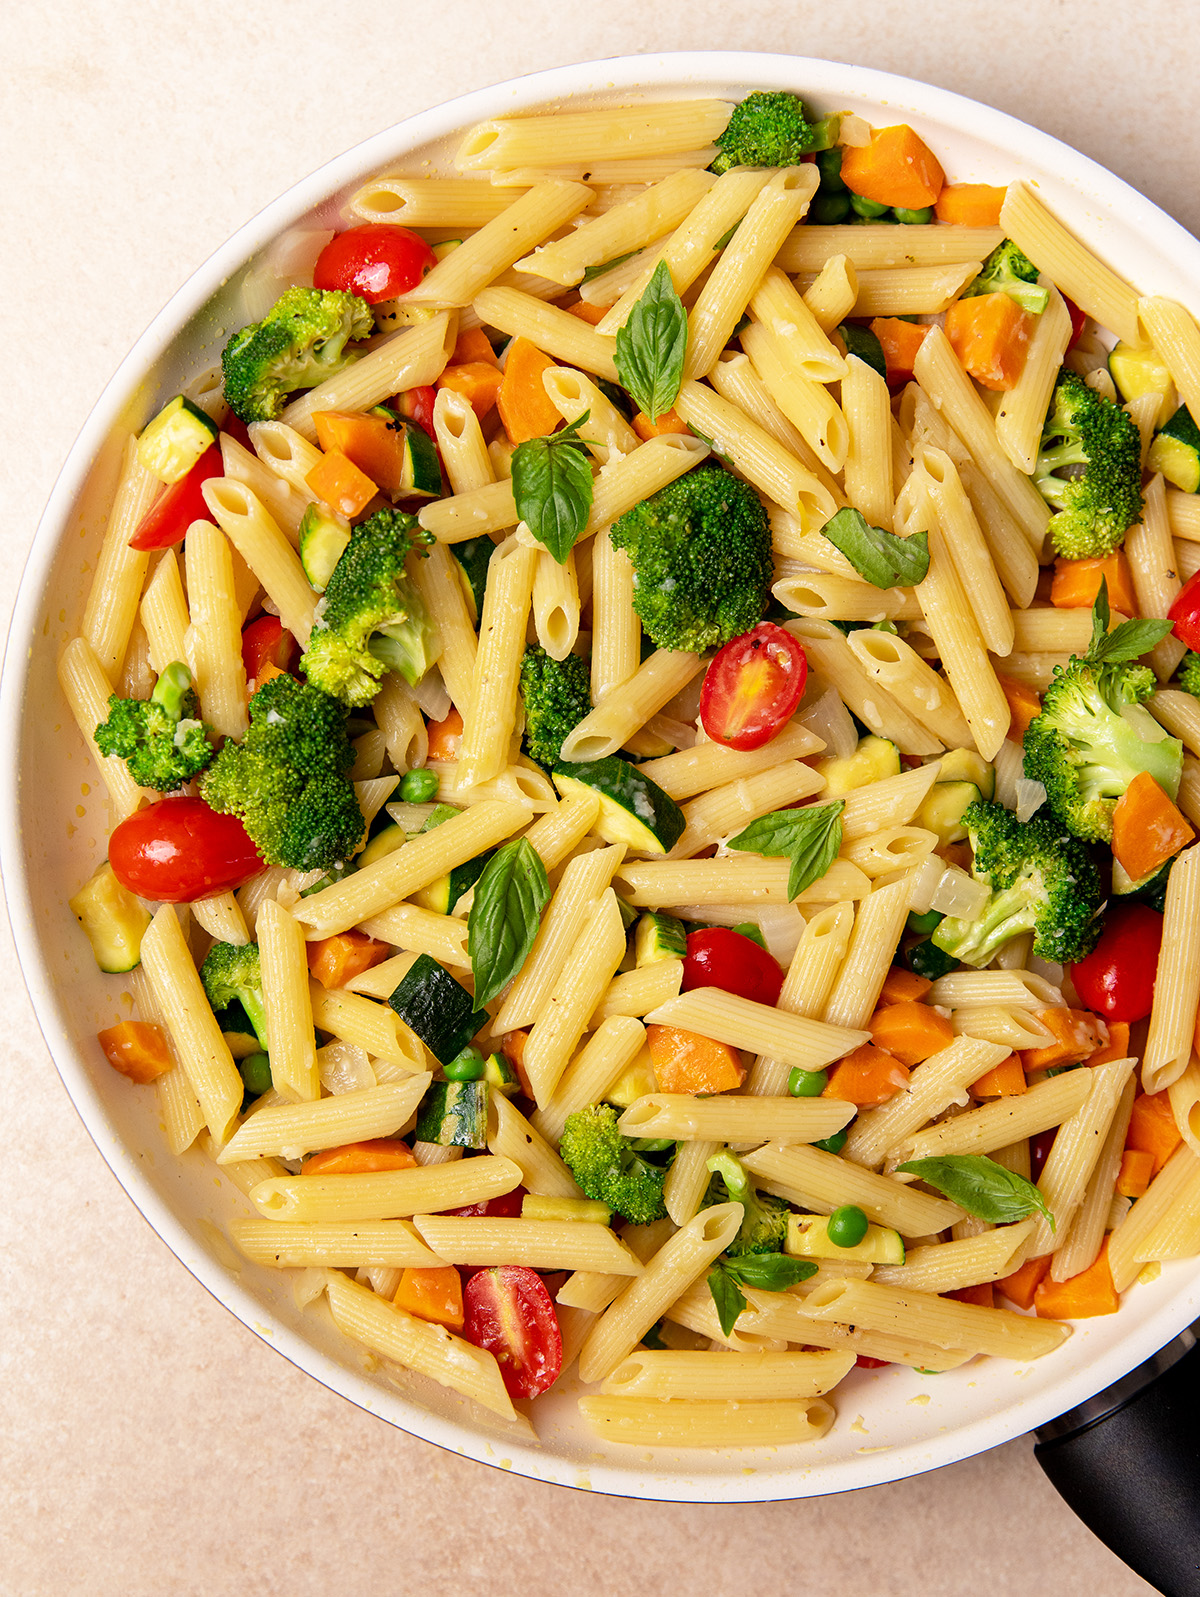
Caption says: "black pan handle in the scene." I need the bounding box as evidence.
[1035,1326,1200,1596]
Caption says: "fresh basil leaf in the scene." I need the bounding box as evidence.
[582,250,638,284]
[1084,575,1175,663]
[511,412,595,563]
[680,424,733,468]
[712,222,739,252]
[723,1253,817,1291]
[822,506,930,589]
[1089,575,1112,656]
[726,802,845,900]
[467,838,550,1009]
[614,259,688,422]
[896,1154,1056,1231]
[707,1263,747,1338]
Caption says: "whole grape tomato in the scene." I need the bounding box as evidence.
[682,926,784,1007]
[1068,901,1163,1023]
[699,623,807,750]
[313,225,436,304]
[1169,568,1200,652]
[109,796,264,902]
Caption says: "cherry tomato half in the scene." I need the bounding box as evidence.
[393,384,438,442]
[109,796,264,902]
[313,225,436,304]
[1068,901,1163,1024]
[462,1264,562,1400]
[1169,568,1200,651]
[443,1186,527,1220]
[129,442,224,552]
[241,614,299,688]
[1062,293,1088,352]
[682,927,784,1007]
[699,622,807,750]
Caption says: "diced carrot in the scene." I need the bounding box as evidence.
[501,1028,535,1098]
[944,292,1035,391]
[632,408,690,441]
[97,1021,173,1083]
[1050,550,1137,617]
[934,184,1007,227]
[948,1282,995,1308]
[839,125,946,210]
[437,361,504,420]
[996,1253,1052,1310]
[879,966,932,1004]
[1034,1237,1119,1319]
[1089,1021,1131,1068]
[308,930,392,991]
[312,410,408,498]
[646,1024,746,1094]
[254,661,288,691]
[305,449,378,518]
[868,1001,955,1066]
[1126,1090,1182,1177]
[1020,1008,1106,1072]
[996,672,1042,741]
[426,706,464,762]
[823,1044,910,1107]
[450,327,500,368]
[566,299,612,326]
[971,1054,1027,1097]
[869,317,930,385]
[1112,771,1195,885]
[1116,1148,1155,1199]
[394,1265,465,1330]
[303,1139,418,1175]
[496,337,562,445]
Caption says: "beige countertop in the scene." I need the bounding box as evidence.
[1,5,1185,1592]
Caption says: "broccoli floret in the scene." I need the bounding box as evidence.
[94,660,213,791]
[1023,656,1184,843]
[710,92,821,174]
[199,673,364,871]
[1034,371,1144,559]
[702,1150,789,1256]
[931,800,1102,968]
[1180,652,1200,698]
[519,646,592,768]
[301,508,438,707]
[963,238,1050,316]
[200,941,268,1051]
[609,464,772,653]
[221,287,373,423]
[558,1103,670,1225]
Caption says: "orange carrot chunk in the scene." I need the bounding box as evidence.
[450,327,501,368]
[1034,1238,1119,1319]
[305,449,378,518]
[308,930,392,991]
[303,1139,418,1175]
[394,1265,465,1330]
[934,184,1007,227]
[97,1021,173,1084]
[868,1001,954,1066]
[996,1253,1052,1310]
[823,1044,910,1107]
[566,299,612,326]
[1126,1090,1182,1177]
[1089,1021,1131,1068]
[312,410,408,498]
[1020,1008,1106,1072]
[496,337,562,445]
[944,293,1034,391]
[1116,1148,1155,1199]
[971,1054,1027,1097]
[869,317,930,386]
[1050,550,1137,616]
[879,966,932,1004]
[501,1028,535,1099]
[646,1024,746,1094]
[1111,771,1195,885]
[437,361,504,420]
[948,1282,996,1308]
[996,672,1042,741]
[426,707,464,763]
[632,408,690,441]
[840,125,946,210]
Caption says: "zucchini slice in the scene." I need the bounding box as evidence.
[635,912,687,966]
[298,501,352,591]
[814,734,900,798]
[136,395,219,484]
[786,1213,905,1264]
[371,406,444,499]
[1149,403,1200,494]
[69,862,151,973]
[452,535,495,626]
[552,756,685,855]
[918,781,982,847]
[414,1079,490,1148]
[937,747,995,799]
[388,954,488,1065]
[1109,342,1176,429]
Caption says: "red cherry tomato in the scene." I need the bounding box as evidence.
[109,796,264,902]
[1062,293,1088,351]
[682,927,784,1007]
[443,1186,527,1220]
[1067,901,1163,1023]
[129,442,224,551]
[241,614,299,688]
[313,225,436,304]
[1169,569,1200,651]
[462,1265,563,1400]
[394,384,438,442]
[1030,1127,1057,1183]
[855,1355,890,1369]
[699,623,807,750]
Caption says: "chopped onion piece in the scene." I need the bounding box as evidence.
[317,1039,376,1096]
[800,682,856,760]
[412,665,452,724]
[992,738,1023,811]
[908,852,947,914]
[1015,778,1047,823]
[929,864,990,920]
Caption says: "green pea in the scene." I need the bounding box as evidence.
[400,767,440,803]
[788,1066,829,1098]
[849,193,892,220]
[239,1052,273,1097]
[815,147,844,191]
[893,205,934,225]
[814,1128,848,1155]
[731,921,767,950]
[827,1204,869,1248]
[444,1047,487,1082]
[809,191,850,226]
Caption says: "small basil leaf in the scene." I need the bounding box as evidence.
[1083,575,1174,663]
[707,1263,747,1338]
[1089,575,1112,656]
[822,506,930,589]
[467,838,551,1009]
[511,412,595,563]
[723,1253,817,1291]
[582,250,638,285]
[726,802,845,900]
[614,259,688,423]
[896,1154,1056,1231]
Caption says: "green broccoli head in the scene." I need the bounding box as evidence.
[94,660,214,791]
[519,646,592,769]
[558,1102,670,1225]
[609,464,772,653]
[1180,652,1200,698]
[702,1150,789,1256]
[200,940,268,1050]
[301,508,438,708]
[199,673,364,871]
[932,800,1103,968]
[1022,656,1184,843]
[1034,371,1144,559]
[221,286,373,423]
[710,92,820,174]
[964,238,1049,316]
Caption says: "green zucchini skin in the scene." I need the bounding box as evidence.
[414,1079,490,1147]
[552,757,685,854]
[388,954,488,1064]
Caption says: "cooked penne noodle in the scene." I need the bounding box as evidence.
[1050,1075,1136,1282]
[350,176,529,226]
[184,521,249,739]
[1001,183,1141,347]
[845,630,973,749]
[250,1153,523,1223]
[533,1016,647,1146]
[777,223,1004,273]
[219,1078,431,1163]
[356,903,471,969]
[473,287,619,380]
[617,1092,853,1145]
[410,1216,642,1274]
[591,963,682,1024]
[1125,474,1186,681]
[843,1037,1010,1169]
[488,1093,582,1199]
[900,1070,1094,1160]
[669,759,826,859]
[231,1218,445,1270]
[741,318,848,471]
[58,636,154,818]
[995,284,1074,472]
[636,721,824,801]
[1142,844,1200,1093]
[616,855,871,907]
[200,479,318,646]
[742,1142,964,1235]
[919,446,1014,657]
[456,102,736,172]
[662,1137,723,1228]
[1109,1143,1200,1291]
[785,619,943,757]
[81,435,158,680]
[874,1221,1036,1293]
[532,547,580,661]
[577,1395,835,1448]
[140,550,191,677]
[523,889,627,1106]
[600,1348,855,1401]
[645,988,869,1071]
[281,313,457,440]
[559,649,701,763]
[584,434,709,539]
[822,878,915,1030]
[307,983,426,1070]
[746,902,855,1097]
[802,1277,1070,1360]
[1027,1055,1137,1255]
